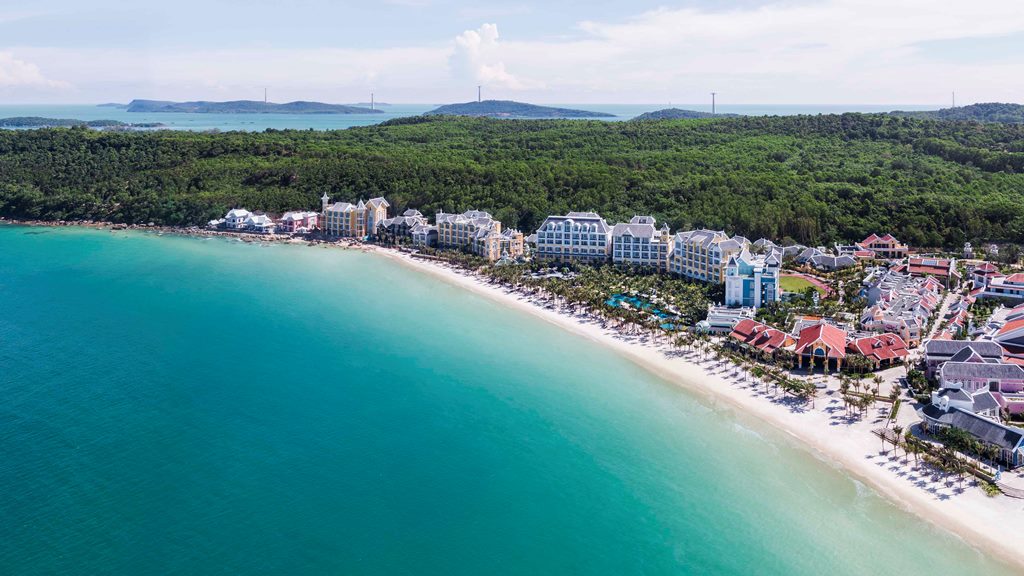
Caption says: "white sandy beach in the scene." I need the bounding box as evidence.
[374,247,1024,571]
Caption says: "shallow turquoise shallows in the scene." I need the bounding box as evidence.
[0,226,1013,575]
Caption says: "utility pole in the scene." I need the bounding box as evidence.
[711,92,717,115]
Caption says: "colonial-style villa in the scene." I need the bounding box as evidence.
[410,223,438,248]
[846,333,909,370]
[611,216,673,270]
[380,209,428,238]
[534,212,613,263]
[920,402,1024,469]
[473,227,525,262]
[321,194,390,238]
[793,322,847,372]
[728,319,795,357]
[243,213,276,234]
[436,209,500,250]
[670,229,748,284]
[858,233,909,260]
[224,208,252,230]
[900,256,960,289]
[923,340,1004,378]
[277,211,319,234]
[976,273,1024,302]
[937,361,1024,417]
[724,248,781,309]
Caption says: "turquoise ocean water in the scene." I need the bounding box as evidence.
[0,103,937,131]
[0,226,1014,575]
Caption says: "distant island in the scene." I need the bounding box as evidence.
[425,100,614,118]
[890,102,1024,124]
[0,117,164,129]
[353,102,392,107]
[631,108,741,120]
[96,103,128,109]
[125,99,382,114]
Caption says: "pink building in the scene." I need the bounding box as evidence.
[278,211,319,234]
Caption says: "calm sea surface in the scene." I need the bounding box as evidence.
[0,103,937,131]
[0,226,1013,575]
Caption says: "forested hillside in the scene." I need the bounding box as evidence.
[2,113,1024,247]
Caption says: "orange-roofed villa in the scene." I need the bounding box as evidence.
[858,233,908,260]
[793,322,847,372]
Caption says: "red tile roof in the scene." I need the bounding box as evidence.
[847,334,909,363]
[730,319,794,354]
[1005,273,1024,284]
[794,323,847,359]
[997,317,1024,336]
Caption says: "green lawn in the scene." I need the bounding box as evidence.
[780,275,824,294]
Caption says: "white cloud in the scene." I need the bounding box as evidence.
[450,23,543,91]
[5,1,1024,104]
[0,52,69,89]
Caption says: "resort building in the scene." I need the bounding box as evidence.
[846,334,909,370]
[534,212,613,263]
[976,273,1024,302]
[936,361,1024,417]
[795,247,856,272]
[728,319,795,357]
[920,403,1024,469]
[277,211,319,234]
[858,233,909,260]
[321,194,390,238]
[473,227,525,262]
[969,262,1001,288]
[900,256,960,289]
[859,269,941,347]
[699,305,755,334]
[670,229,748,284]
[224,208,252,230]
[243,213,276,234]
[724,249,781,309]
[793,322,847,372]
[410,223,438,248]
[922,340,1004,378]
[436,210,500,251]
[611,216,673,270]
[380,209,429,239]
[992,316,1024,363]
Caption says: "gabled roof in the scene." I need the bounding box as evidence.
[924,340,1003,359]
[847,334,909,362]
[729,319,794,354]
[921,405,1024,452]
[940,361,1024,382]
[794,323,847,358]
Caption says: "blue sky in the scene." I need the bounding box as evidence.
[1,0,1022,104]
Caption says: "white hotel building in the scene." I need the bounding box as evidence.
[534,212,612,263]
[611,216,673,271]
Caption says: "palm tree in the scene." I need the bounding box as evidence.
[891,425,904,458]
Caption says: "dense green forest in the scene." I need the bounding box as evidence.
[891,103,1024,124]
[2,113,1024,247]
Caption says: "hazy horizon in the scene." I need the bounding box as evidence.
[2,1,1022,105]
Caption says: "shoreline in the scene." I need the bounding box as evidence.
[371,247,1024,572]
[6,220,1024,569]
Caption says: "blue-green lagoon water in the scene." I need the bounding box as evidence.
[0,103,939,132]
[0,226,1014,575]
